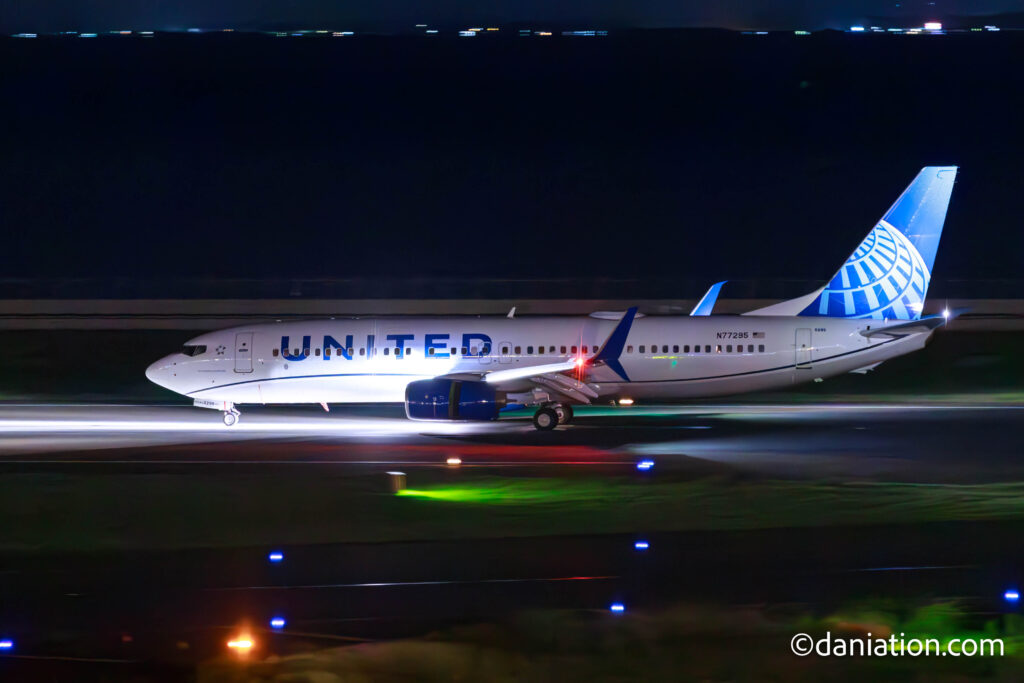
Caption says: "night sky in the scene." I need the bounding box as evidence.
[2,29,1022,293]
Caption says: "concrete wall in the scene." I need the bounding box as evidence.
[0,299,1019,330]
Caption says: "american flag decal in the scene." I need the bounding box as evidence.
[753,332,765,339]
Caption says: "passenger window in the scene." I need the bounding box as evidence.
[693,345,700,353]
[735,346,742,353]
[626,345,633,353]
[583,346,590,353]
[470,346,478,355]
[715,345,722,353]
[405,348,411,356]
[748,344,754,353]
[502,346,509,355]
[461,347,468,355]
[683,345,689,353]
[360,348,365,356]
[560,346,567,354]
[527,346,534,354]
[315,348,321,357]
[293,348,300,356]
[303,348,310,356]
[514,346,521,354]
[549,346,555,353]
[428,348,435,356]
[705,345,711,353]
[758,344,765,352]
[326,348,332,357]
[481,345,490,355]
[272,348,279,357]
[538,346,545,355]
[726,345,732,352]
[384,348,390,356]
[571,346,578,354]
[639,345,645,353]
[673,345,679,353]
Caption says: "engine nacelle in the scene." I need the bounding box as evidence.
[405,379,506,421]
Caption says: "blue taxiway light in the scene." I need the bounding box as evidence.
[270,617,286,629]
[637,459,654,471]
[268,551,284,563]
[610,603,625,613]
[0,639,12,650]
[634,540,649,550]
[1005,590,1020,602]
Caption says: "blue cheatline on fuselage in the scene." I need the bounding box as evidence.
[799,166,957,320]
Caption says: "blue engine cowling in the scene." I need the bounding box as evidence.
[405,379,506,421]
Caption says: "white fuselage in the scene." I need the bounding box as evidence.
[145,315,930,406]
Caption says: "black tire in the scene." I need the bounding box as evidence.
[555,404,574,425]
[533,407,559,431]
[223,412,238,427]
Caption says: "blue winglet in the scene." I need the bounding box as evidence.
[690,281,726,316]
[591,307,637,381]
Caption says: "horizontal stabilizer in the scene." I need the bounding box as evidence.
[859,314,947,338]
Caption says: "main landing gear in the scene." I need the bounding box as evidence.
[532,403,574,431]
[222,407,241,426]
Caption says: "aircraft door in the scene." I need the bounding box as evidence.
[795,328,812,369]
[234,332,254,373]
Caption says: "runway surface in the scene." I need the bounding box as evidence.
[0,401,1019,482]
[1,400,1022,673]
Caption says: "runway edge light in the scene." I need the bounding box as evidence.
[268,551,284,563]
[0,639,13,651]
[1005,589,1019,603]
[610,603,625,613]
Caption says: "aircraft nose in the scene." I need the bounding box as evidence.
[146,355,178,391]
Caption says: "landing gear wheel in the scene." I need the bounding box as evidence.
[554,404,574,425]
[223,411,239,427]
[533,406,559,431]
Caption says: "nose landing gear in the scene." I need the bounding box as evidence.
[222,407,241,426]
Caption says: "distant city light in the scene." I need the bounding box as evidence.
[459,31,477,37]
[794,30,810,35]
[446,456,462,466]
[537,31,552,36]
[0,639,12,650]
[486,28,500,32]
[634,540,649,550]
[1005,590,1020,602]
[13,33,37,38]
[187,28,201,33]
[637,459,655,471]
[850,26,865,32]
[985,25,1000,31]
[924,22,942,31]
[270,617,286,629]
[426,30,438,34]
[610,603,625,613]
[80,33,98,38]
[268,551,284,563]
[415,24,428,28]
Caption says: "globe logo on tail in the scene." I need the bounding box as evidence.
[802,220,930,320]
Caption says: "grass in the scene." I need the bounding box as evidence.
[198,600,1024,682]
[9,471,1024,552]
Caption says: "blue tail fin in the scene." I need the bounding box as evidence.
[799,166,957,320]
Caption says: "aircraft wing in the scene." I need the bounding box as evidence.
[432,307,639,405]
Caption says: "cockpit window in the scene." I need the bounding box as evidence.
[181,344,207,357]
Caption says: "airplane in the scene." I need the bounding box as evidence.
[147,166,958,430]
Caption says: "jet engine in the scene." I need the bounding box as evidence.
[405,379,506,421]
